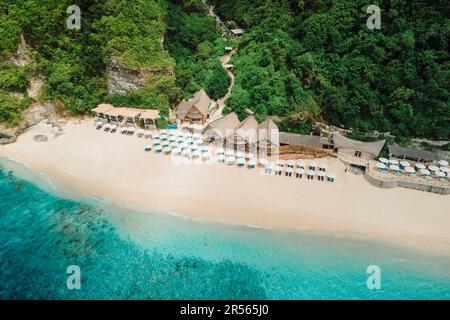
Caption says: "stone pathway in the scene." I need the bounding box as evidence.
[202,1,238,122]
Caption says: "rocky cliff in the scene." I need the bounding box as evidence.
[107,54,174,96]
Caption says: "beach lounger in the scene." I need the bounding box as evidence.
[110,125,118,133]
[95,121,105,130]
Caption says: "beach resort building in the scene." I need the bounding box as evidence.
[92,104,114,122]
[332,132,385,167]
[104,108,141,127]
[92,104,161,129]
[388,145,441,163]
[279,133,331,157]
[257,117,279,157]
[176,89,213,125]
[204,112,240,146]
[226,115,259,152]
[139,109,160,130]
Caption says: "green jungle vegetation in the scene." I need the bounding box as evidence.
[213,0,449,139]
[0,0,448,141]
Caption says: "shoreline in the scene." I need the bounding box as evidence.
[1,119,450,256]
[4,153,450,263]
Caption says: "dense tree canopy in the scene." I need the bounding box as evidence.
[164,0,231,100]
[0,0,448,140]
[213,0,449,139]
[0,0,176,123]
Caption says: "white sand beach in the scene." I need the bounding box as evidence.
[1,119,450,255]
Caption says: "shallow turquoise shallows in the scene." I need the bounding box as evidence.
[0,159,449,299]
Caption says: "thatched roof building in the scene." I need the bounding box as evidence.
[258,117,279,146]
[333,132,385,159]
[388,145,440,162]
[204,112,240,142]
[92,104,114,115]
[230,28,245,37]
[277,132,331,157]
[234,115,258,144]
[139,109,160,121]
[257,117,279,156]
[279,133,323,148]
[176,89,212,124]
[223,115,258,152]
[140,109,160,128]
[105,107,141,119]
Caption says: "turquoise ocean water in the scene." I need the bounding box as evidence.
[0,157,449,299]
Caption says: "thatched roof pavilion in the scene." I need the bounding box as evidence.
[388,145,440,162]
[279,133,323,148]
[140,109,160,121]
[224,115,258,152]
[176,89,212,124]
[258,117,279,145]
[204,112,240,142]
[92,103,114,115]
[258,117,279,156]
[103,107,142,125]
[332,132,385,159]
[234,115,258,144]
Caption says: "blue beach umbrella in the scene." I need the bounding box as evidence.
[154,145,162,153]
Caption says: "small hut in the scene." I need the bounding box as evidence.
[139,109,160,130]
[176,89,212,125]
[203,112,240,146]
[230,28,245,38]
[257,117,279,157]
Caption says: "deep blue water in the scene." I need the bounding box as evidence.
[0,158,449,299]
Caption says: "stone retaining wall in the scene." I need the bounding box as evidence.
[364,172,450,195]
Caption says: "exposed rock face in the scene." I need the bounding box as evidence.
[27,77,44,100]
[10,34,33,67]
[107,55,146,95]
[107,55,175,95]
[0,103,56,145]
